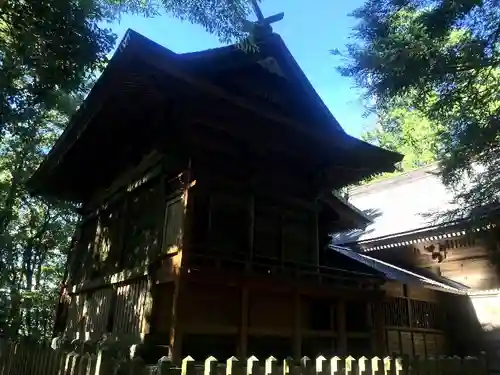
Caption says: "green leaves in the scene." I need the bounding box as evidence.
[339,0,500,216]
[160,0,253,43]
[0,0,260,339]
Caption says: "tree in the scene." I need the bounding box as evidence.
[0,0,260,338]
[336,0,500,216]
[0,0,253,139]
[0,94,78,339]
[361,94,441,179]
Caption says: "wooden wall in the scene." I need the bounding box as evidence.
[381,282,449,358]
[166,274,385,361]
[64,277,154,342]
[366,234,500,290]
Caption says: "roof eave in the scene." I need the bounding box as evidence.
[26,30,145,198]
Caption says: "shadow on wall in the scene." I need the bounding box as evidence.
[330,208,382,245]
[439,293,484,356]
[468,291,500,370]
[440,291,500,370]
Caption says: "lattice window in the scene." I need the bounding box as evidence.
[411,300,443,329]
[72,218,98,283]
[122,180,164,269]
[384,297,409,327]
[94,202,125,275]
[84,288,113,340]
[112,278,148,337]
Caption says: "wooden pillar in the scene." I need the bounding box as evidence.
[337,300,347,355]
[405,285,415,357]
[169,269,185,363]
[239,286,249,358]
[169,165,192,362]
[293,291,302,359]
[141,276,155,342]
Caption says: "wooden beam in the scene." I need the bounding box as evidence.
[169,271,184,362]
[141,276,154,341]
[169,163,193,363]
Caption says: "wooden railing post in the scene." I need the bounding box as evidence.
[1,338,494,375]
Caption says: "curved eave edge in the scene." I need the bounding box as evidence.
[320,193,373,230]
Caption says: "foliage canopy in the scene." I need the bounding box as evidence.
[338,0,500,217]
[0,0,259,338]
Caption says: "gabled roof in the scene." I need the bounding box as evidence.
[332,245,469,294]
[27,29,402,202]
[331,164,459,246]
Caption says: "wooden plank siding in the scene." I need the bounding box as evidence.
[112,278,149,338]
[85,288,113,339]
[63,277,150,342]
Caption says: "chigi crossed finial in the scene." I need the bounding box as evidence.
[244,0,284,36]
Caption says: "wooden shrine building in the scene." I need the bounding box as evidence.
[28,28,475,363]
[332,164,500,368]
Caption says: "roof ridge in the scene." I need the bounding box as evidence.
[349,162,440,196]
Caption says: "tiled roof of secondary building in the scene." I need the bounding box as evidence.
[332,245,469,294]
[331,164,459,246]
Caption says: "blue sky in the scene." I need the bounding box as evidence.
[108,0,373,136]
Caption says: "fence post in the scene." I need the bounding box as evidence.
[205,356,218,375]
[330,356,341,375]
[358,356,369,374]
[426,357,438,375]
[463,356,481,375]
[129,357,146,375]
[265,356,278,375]
[158,356,173,375]
[227,356,242,375]
[383,356,398,375]
[345,356,357,375]
[247,355,258,375]
[300,356,312,375]
[181,356,195,375]
[284,357,299,375]
[77,353,92,375]
[480,351,489,375]
[93,348,116,375]
[315,355,327,375]
[371,356,382,375]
